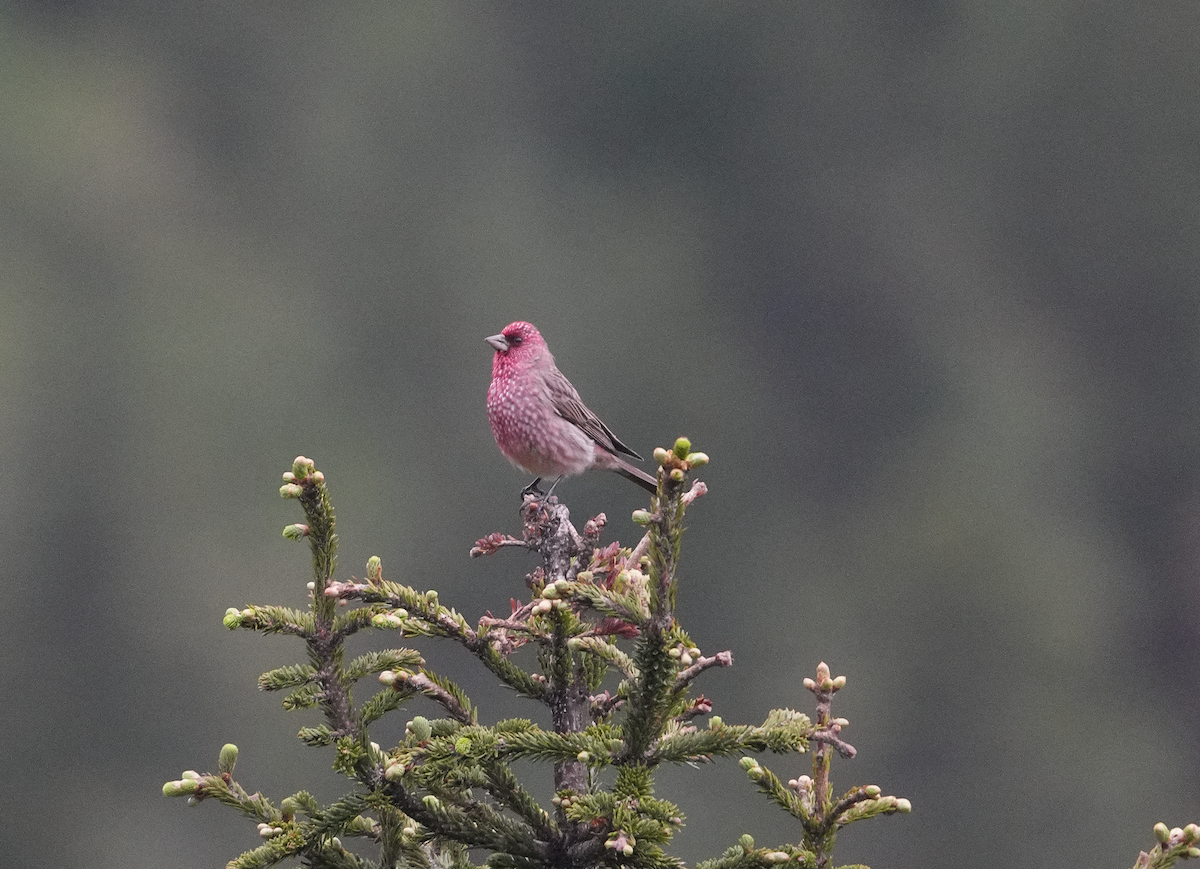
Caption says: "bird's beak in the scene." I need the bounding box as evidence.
[486,333,509,352]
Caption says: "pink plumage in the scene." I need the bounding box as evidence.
[485,321,656,493]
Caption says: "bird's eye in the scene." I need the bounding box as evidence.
[508,334,523,346]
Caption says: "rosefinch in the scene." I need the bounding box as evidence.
[486,321,657,494]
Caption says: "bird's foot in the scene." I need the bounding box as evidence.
[519,477,563,515]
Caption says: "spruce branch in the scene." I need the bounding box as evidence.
[379,668,476,724]
[326,573,550,701]
[728,665,909,869]
[163,448,972,869]
[505,494,597,800]
[281,683,323,711]
[696,835,816,869]
[477,756,559,842]
[570,636,640,681]
[258,663,317,691]
[344,648,424,683]
[1133,823,1200,869]
[620,438,700,763]
[675,651,734,688]
[359,686,412,726]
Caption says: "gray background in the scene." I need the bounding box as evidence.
[4,3,1199,867]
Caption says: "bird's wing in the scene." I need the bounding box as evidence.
[545,365,643,461]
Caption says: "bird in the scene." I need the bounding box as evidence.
[485,321,657,495]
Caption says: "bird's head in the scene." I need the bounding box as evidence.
[486,321,547,368]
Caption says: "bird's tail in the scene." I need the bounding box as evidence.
[612,457,659,494]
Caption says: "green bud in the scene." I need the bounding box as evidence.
[670,468,685,482]
[1190,848,1200,859]
[181,770,201,780]
[653,447,670,465]
[709,715,723,728]
[385,762,406,782]
[311,471,324,484]
[739,834,756,850]
[832,675,847,690]
[455,736,472,755]
[366,556,383,582]
[292,456,314,476]
[673,437,692,459]
[685,452,709,467]
[281,472,296,483]
[176,777,199,794]
[282,523,309,540]
[408,716,432,742]
[738,757,757,771]
[218,744,238,775]
[864,785,881,798]
[163,780,186,797]
[423,795,441,811]
[1156,823,1171,843]
[631,509,652,525]
[280,797,300,820]
[378,670,397,686]
[577,751,590,762]
[279,483,303,499]
[895,798,912,813]
[223,608,243,630]
[764,852,791,863]
[575,570,593,583]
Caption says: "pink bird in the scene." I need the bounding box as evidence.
[486,321,657,495]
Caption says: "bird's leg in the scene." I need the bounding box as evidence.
[521,477,545,498]
[543,476,564,500]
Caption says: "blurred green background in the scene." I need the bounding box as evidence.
[4,3,1199,867]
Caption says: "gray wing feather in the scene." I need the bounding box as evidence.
[545,365,643,461]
